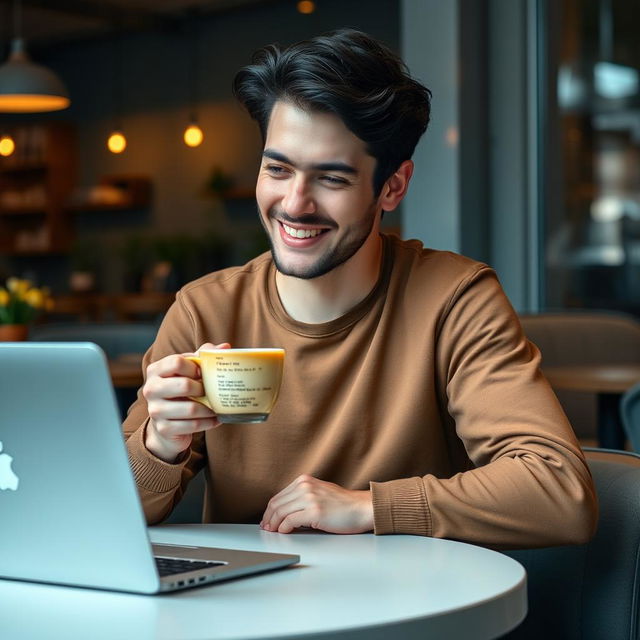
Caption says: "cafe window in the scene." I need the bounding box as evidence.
[545,0,640,315]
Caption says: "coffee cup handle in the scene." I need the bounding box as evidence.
[183,355,214,411]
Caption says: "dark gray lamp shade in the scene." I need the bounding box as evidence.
[0,38,70,112]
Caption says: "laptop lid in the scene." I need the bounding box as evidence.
[0,342,298,594]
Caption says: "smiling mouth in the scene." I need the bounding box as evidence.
[281,222,329,239]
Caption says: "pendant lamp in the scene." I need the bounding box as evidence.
[107,31,126,154]
[0,133,16,157]
[183,14,203,148]
[0,0,70,113]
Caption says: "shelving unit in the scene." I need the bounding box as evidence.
[69,174,153,214]
[0,123,76,255]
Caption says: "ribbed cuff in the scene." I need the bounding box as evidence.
[126,422,187,493]
[370,477,432,536]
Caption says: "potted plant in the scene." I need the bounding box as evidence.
[0,278,53,340]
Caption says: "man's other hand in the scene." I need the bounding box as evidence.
[260,474,374,534]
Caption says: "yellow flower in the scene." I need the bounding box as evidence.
[7,277,31,296]
[24,288,45,309]
[1,278,51,324]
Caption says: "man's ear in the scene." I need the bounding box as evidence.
[378,160,414,212]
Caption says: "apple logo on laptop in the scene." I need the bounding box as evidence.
[0,441,19,491]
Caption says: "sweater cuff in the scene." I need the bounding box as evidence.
[126,422,187,493]
[370,477,432,536]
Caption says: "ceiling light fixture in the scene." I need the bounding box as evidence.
[107,30,127,154]
[0,0,70,112]
[297,1,316,14]
[0,133,16,157]
[107,130,127,154]
[184,122,203,148]
[183,13,204,148]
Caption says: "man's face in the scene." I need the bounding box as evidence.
[255,101,382,279]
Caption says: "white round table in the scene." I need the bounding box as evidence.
[0,524,526,640]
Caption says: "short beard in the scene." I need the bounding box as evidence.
[261,204,378,280]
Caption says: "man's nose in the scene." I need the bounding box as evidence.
[281,175,316,216]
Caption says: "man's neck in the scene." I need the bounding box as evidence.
[275,233,384,324]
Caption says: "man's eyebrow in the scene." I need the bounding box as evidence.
[262,149,359,175]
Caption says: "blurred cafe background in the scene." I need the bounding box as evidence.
[1,0,640,445]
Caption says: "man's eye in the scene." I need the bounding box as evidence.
[321,175,349,186]
[266,165,287,175]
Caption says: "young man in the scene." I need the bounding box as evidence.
[124,29,597,547]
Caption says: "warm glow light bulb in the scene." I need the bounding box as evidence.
[297,0,316,14]
[107,131,127,154]
[0,135,15,157]
[184,123,204,147]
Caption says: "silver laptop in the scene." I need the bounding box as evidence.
[0,341,299,594]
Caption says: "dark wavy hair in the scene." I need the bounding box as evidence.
[233,29,431,196]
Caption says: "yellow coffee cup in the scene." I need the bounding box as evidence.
[185,348,285,423]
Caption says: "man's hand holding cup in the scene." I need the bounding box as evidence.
[143,342,229,463]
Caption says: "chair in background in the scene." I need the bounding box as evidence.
[519,311,640,442]
[502,448,640,640]
[28,322,158,419]
[622,382,640,453]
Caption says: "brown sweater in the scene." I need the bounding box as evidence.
[125,234,597,547]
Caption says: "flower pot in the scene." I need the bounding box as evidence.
[0,324,29,341]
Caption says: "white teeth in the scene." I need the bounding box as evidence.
[283,224,323,239]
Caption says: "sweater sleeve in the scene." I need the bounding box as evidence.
[370,267,598,548]
[123,292,208,524]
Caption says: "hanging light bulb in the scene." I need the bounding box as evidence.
[0,0,70,112]
[106,31,127,155]
[183,15,204,148]
[0,134,16,157]
[184,115,204,147]
[107,130,127,154]
[184,122,204,147]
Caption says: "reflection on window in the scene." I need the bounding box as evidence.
[546,0,640,314]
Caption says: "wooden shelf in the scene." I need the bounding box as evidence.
[0,123,75,255]
[68,174,152,213]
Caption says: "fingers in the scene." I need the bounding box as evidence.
[274,510,320,534]
[142,347,228,461]
[144,341,231,383]
[148,398,213,421]
[146,353,200,383]
[261,495,308,533]
[260,475,374,535]
[144,373,204,402]
[261,475,324,533]
[144,342,230,402]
